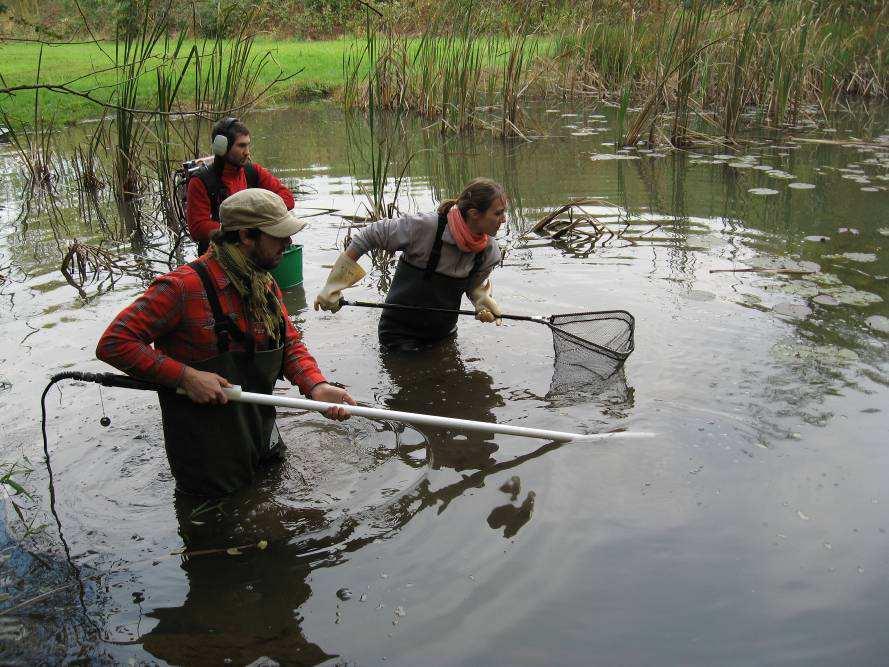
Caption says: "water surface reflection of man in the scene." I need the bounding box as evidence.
[141,479,334,665]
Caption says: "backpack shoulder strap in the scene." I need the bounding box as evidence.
[195,164,227,222]
[244,163,259,188]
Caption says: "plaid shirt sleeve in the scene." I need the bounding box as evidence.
[95,275,188,388]
[274,282,327,395]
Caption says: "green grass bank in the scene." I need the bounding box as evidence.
[0,38,355,126]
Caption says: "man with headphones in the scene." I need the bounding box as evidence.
[186,117,295,255]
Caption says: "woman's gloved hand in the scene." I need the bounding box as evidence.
[469,279,502,325]
[314,253,366,313]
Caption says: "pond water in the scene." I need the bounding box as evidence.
[1,102,888,664]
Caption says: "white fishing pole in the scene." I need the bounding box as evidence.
[221,385,655,443]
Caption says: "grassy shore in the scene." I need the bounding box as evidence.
[0,38,355,126]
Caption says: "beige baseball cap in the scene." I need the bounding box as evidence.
[219,188,308,238]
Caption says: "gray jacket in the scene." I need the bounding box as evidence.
[346,211,501,292]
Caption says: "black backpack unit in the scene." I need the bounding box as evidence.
[172,159,259,234]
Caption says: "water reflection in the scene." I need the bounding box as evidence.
[487,476,535,539]
[142,484,334,665]
[380,340,504,472]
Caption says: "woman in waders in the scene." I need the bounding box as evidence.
[314,178,506,351]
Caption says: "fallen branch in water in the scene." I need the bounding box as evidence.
[709,267,815,275]
[0,581,79,617]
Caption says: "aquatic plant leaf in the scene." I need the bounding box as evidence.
[808,272,843,286]
[789,183,816,190]
[773,302,812,319]
[748,257,819,272]
[684,290,716,301]
[226,548,242,556]
[589,153,639,161]
[823,252,878,263]
[820,286,883,306]
[771,341,859,365]
[812,294,839,306]
[781,282,819,298]
[748,188,780,195]
[865,315,889,334]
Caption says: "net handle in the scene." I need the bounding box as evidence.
[340,299,545,323]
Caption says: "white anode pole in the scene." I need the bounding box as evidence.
[222,386,655,444]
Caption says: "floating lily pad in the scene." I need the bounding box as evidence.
[820,285,883,306]
[771,341,860,365]
[789,182,816,190]
[861,187,880,192]
[781,282,820,298]
[808,272,843,286]
[812,293,839,306]
[865,315,889,334]
[804,235,829,242]
[823,252,878,263]
[749,187,780,195]
[735,293,763,307]
[684,289,716,301]
[773,302,813,318]
[837,228,860,235]
[879,228,889,236]
[590,153,639,161]
[748,257,820,273]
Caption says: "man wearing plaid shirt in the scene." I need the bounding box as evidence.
[97,189,354,496]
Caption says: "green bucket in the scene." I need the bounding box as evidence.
[270,244,303,289]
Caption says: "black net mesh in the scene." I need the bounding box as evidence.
[547,311,635,388]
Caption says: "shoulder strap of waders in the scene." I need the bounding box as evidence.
[469,247,486,276]
[265,289,288,379]
[424,212,448,281]
[190,260,253,355]
[426,212,486,280]
[244,163,259,188]
[195,164,227,222]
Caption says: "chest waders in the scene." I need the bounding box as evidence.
[157,260,286,496]
[378,212,485,349]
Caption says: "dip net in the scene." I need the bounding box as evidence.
[547,310,635,391]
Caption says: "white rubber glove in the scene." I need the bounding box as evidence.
[468,279,502,325]
[314,253,366,313]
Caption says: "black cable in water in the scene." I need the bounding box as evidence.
[40,371,162,552]
[39,371,164,644]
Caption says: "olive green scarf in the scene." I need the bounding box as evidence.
[208,240,281,346]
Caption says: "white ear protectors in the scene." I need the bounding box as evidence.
[211,117,239,157]
[212,133,229,157]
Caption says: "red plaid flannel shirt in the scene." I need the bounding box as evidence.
[96,257,326,395]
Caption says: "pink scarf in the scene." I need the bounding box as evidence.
[447,205,488,253]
